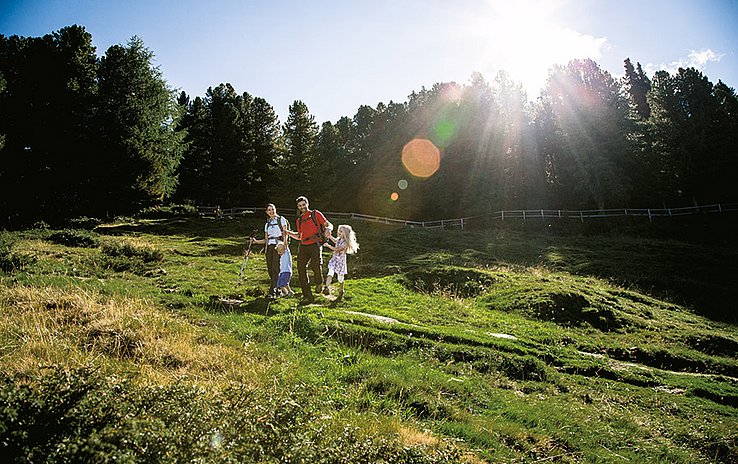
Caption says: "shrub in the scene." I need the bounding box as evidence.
[137,204,199,219]
[96,239,164,274]
[0,232,35,273]
[0,368,462,463]
[402,266,496,298]
[47,229,100,248]
[67,217,102,230]
[101,240,163,263]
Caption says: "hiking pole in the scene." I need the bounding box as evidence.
[235,229,260,285]
[237,241,252,283]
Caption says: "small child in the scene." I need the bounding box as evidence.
[323,225,359,299]
[276,241,294,297]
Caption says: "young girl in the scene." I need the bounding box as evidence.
[322,225,359,299]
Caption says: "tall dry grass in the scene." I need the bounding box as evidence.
[0,285,274,387]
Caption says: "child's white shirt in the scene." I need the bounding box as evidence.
[279,247,292,273]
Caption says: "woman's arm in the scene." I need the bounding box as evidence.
[250,232,268,245]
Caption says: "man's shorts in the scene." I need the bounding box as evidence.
[277,271,292,288]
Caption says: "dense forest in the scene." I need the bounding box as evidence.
[1,25,737,225]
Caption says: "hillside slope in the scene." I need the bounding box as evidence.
[1,216,736,463]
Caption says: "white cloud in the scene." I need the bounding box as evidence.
[646,48,725,76]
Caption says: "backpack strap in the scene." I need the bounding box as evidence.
[297,210,326,245]
[267,215,286,239]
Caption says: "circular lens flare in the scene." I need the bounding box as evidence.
[390,192,399,201]
[432,119,456,147]
[401,138,440,178]
[398,179,408,190]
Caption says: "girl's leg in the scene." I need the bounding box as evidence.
[337,274,345,299]
[323,270,334,295]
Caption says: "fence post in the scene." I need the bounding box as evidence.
[501,211,505,221]
[648,209,652,222]
[580,211,584,223]
[719,204,723,213]
[558,210,561,219]
[461,218,464,230]
[668,208,672,217]
[441,219,445,229]
[522,210,526,221]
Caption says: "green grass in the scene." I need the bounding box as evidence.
[1,215,736,463]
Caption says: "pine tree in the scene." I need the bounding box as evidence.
[281,100,319,195]
[538,59,632,209]
[0,25,98,222]
[176,95,212,203]
[246,97,282,203]
[95,36,185,214]
[623,58,651,119]
[646,68,735,204]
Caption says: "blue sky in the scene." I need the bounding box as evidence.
[2,0,737,124]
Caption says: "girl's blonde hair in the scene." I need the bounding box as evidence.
[338,224,359,254]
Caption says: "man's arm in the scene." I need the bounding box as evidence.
[316,210,333,237]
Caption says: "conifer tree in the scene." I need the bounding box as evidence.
[624,58,651,119]
[96,36,185,213]
[538,59,632,209]
[246,97,282,203]
[281,100,319,195]
[0,25,98,222]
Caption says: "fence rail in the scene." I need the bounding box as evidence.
[197,203,738,230]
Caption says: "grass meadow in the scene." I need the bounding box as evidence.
[1,212,736,463]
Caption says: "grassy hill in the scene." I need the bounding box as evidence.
[1,213,736,463]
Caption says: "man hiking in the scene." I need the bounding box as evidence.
[286,196,332,304]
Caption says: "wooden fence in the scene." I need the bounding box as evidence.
[197,203,738,230]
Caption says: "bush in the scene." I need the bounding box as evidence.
[0,232,35,273]
[67,217,102,230]
[47,229,100,248]
[0,368,462,463]
[402,266,496,298]
[96,239,164,275]
[137,204,199,219]
[101,240,163,263]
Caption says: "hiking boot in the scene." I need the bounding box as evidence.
[322,286,330,296]
[299,296,314,305]
[315,284,323,294]
[337,290,344,300]
[286,290,295,298]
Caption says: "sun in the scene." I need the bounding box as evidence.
[453,0,606,98]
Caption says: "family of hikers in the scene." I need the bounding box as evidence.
[248,196,359,304]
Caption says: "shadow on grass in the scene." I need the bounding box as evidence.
[98,217,263,239]
[208,242,249,256]
[204,295,276,316]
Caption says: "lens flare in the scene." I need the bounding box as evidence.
[398,179,408,190]
[390,192,399,201]
[401,138,440,178]
[432,119,457,147]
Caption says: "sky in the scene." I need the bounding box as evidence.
[2,0,737,125]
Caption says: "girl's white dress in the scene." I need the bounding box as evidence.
[327,238,348,275]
